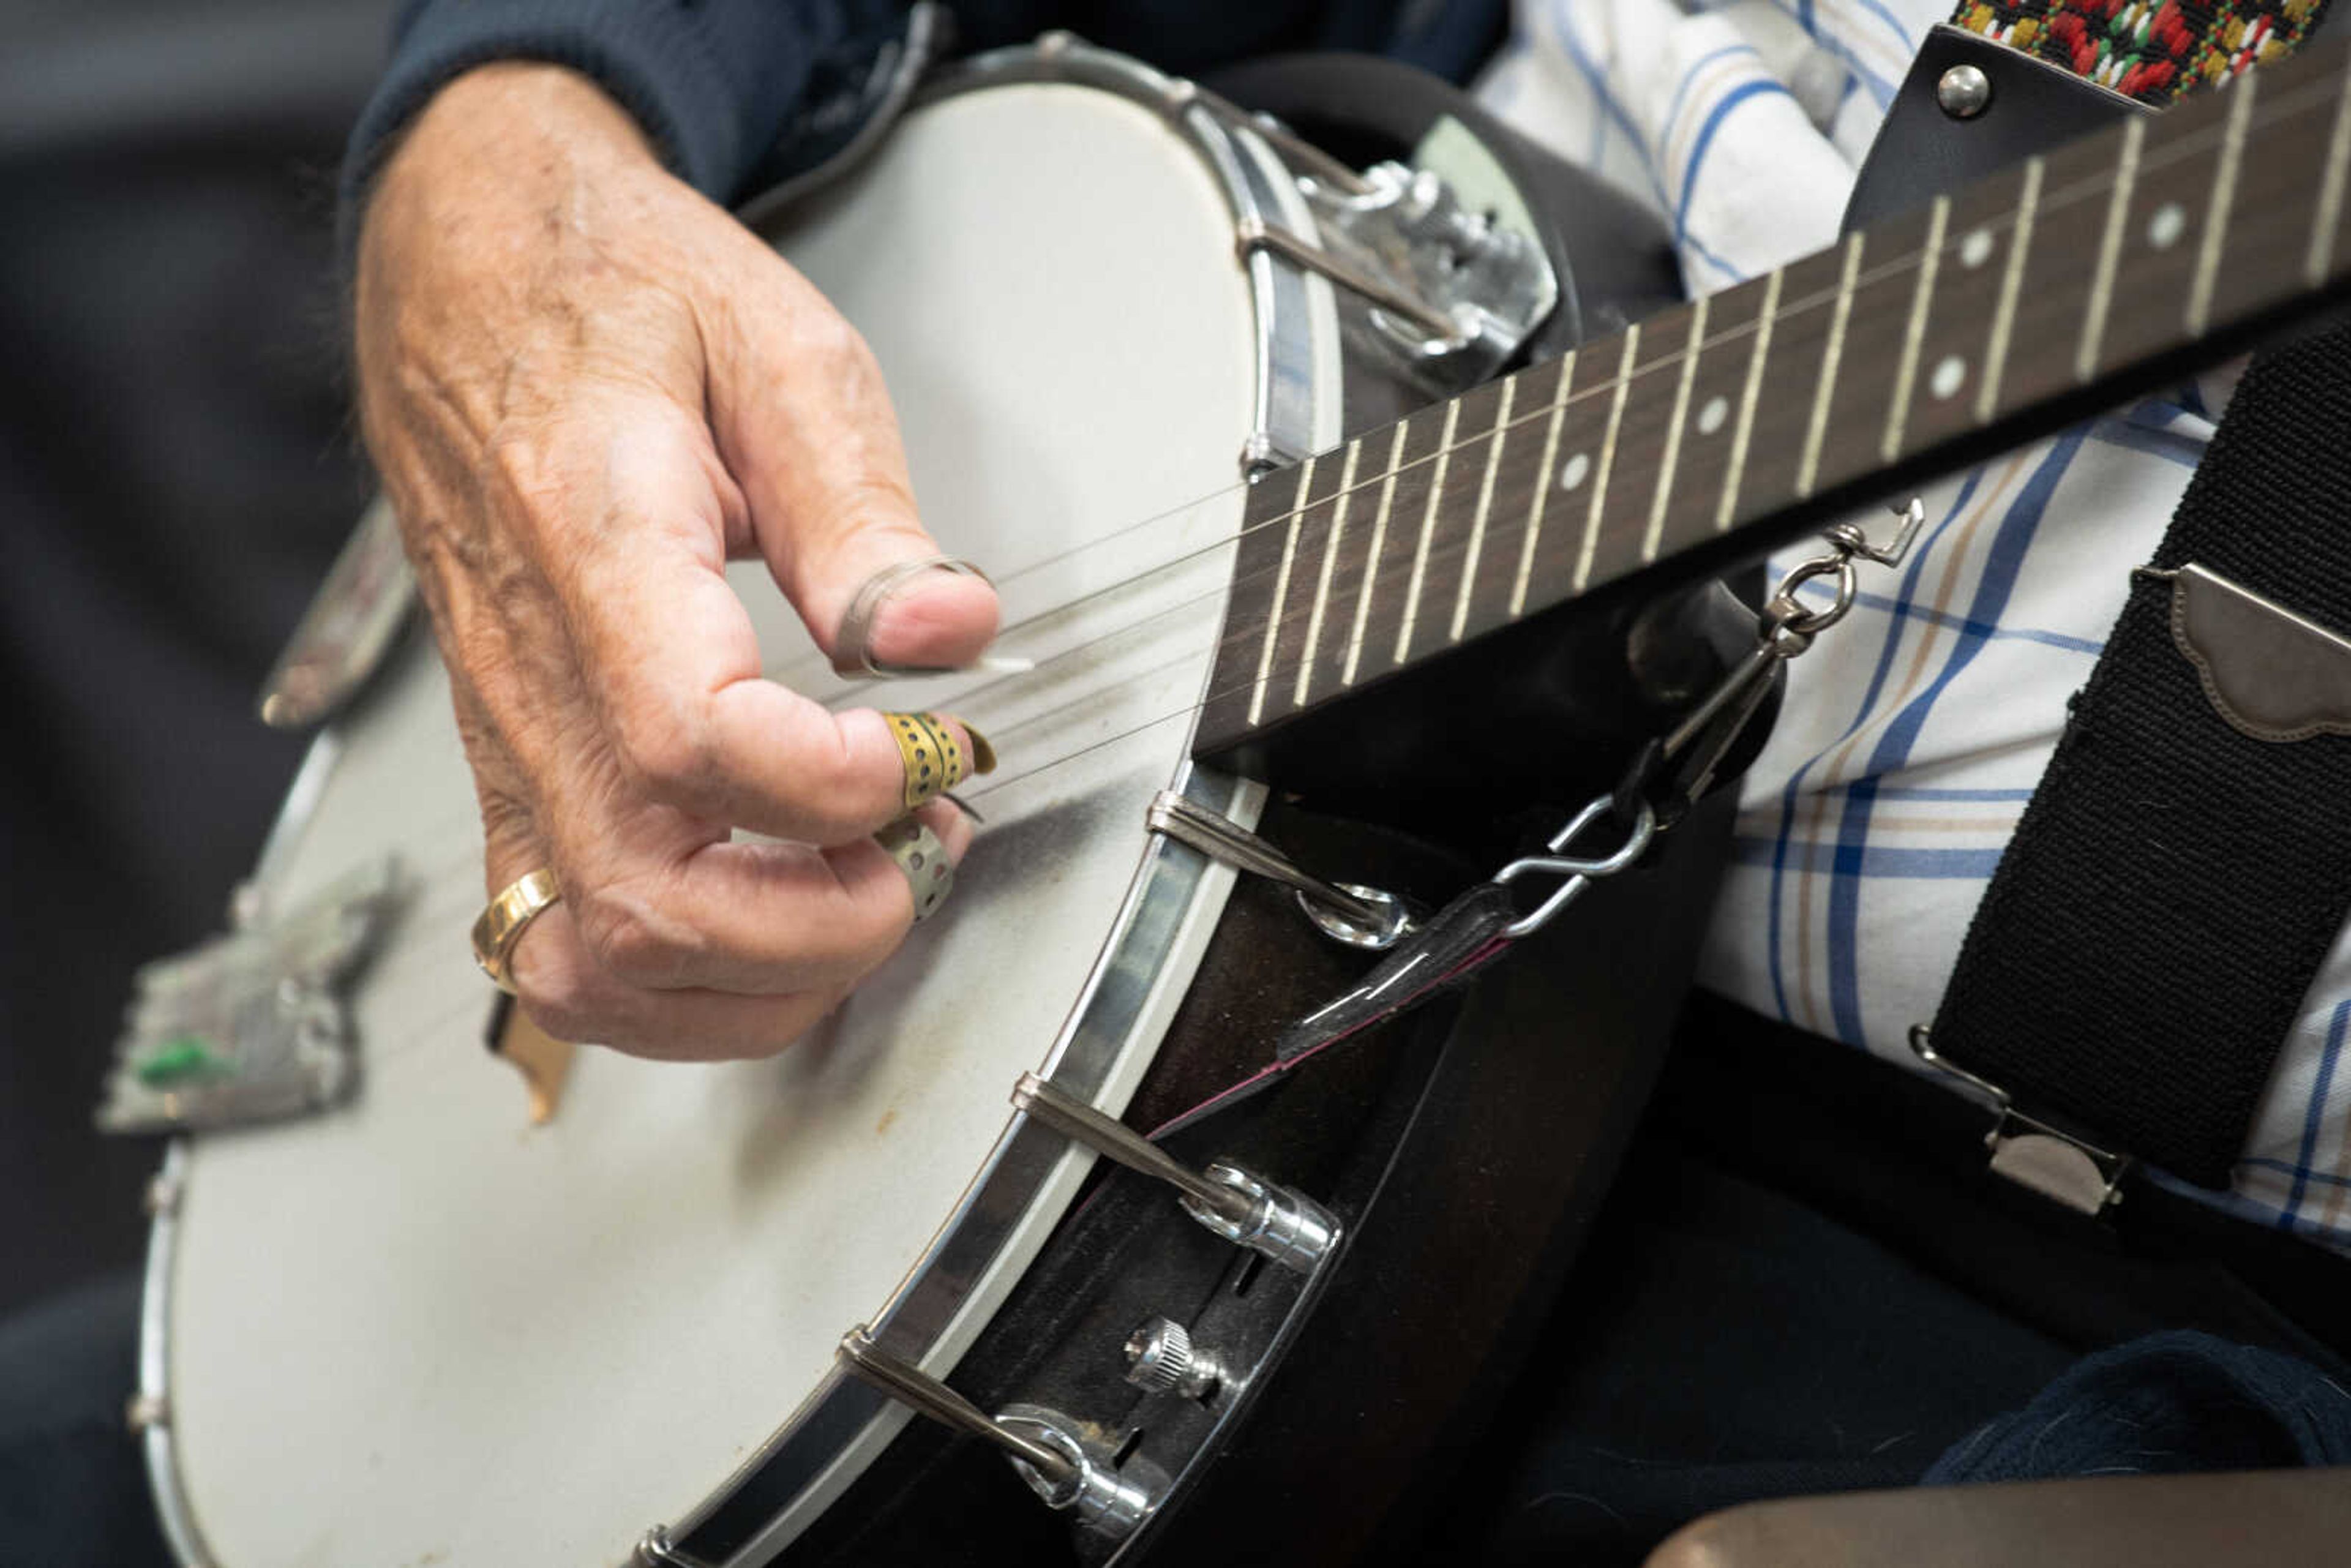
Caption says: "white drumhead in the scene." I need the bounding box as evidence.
[164,80,1335,1567]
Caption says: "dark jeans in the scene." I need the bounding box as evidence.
[1441,995,2351,1566]
[20,998,2351,1565]
[0,1273,171,1566]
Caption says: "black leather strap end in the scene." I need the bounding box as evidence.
[1841,23,2143,235]
[1931,325,2351,1190]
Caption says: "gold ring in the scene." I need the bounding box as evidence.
[471,868,561,995]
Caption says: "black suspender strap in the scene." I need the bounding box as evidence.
[1927,321,2351,1196]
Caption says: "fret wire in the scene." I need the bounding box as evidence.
[1245,455,1316,726]
[1717,268,1780,532]
[1292,438,1360,707]
[1250,67,2350,548]
[2127,86,2322,189]
[2188,73,2255,335]
[1202,200,2260,662]
[1220,64,2349,574]
[888,524,1570,747]
[2309,65,2351,284]
[1180,59,2351,673]
[949,498,1681,741]
[1341,421,1410,686]
[887,58,2351,754]
[890,328,2235,825]
[1512,348,1577,615]
[1645,296,1708,563]
[1394,400,1461,664]
[1882,194,1948,462]
[1453,378,1517,641]
[1977,154,2042,424]
[2077,114,2144,382]
[956,126,2351,789]
[1797,233,1864,498]
[1575,324,1642,591]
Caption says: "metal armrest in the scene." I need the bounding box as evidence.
[1646,1469,2351,1568]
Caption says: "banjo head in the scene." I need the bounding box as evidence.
[152,54,1343,1568]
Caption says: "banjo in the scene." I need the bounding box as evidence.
[124,26,2351,1568]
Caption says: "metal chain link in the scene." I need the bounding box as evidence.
[1488,499,1926,940]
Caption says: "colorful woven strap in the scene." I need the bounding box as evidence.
[1951,0,2329,103]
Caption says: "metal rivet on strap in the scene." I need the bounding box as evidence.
[1937,64,1992,119]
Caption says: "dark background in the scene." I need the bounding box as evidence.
[1,0,393,1316]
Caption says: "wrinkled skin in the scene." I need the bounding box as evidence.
[355,64,999,1059]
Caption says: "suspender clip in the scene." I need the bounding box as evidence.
[1909,1026,2132,1216]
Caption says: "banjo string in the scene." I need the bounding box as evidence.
[471,64,2323,810]
[340,664,1231,1024]
[353,470,1839,936]
[363,593,1416,1027]
[762,78,2285,698]
[328,465,1572,896]
[826,69,2261,710]
[370,541,1520,950]
[364,631,1234,918]
[350,660,1248,1067]
[325,80,2299,999]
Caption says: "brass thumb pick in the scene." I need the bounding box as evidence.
[885,713,997,812]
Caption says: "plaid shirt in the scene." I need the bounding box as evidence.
[1480,0,2351,1244]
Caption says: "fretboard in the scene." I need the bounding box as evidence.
[1196,36,2351,759]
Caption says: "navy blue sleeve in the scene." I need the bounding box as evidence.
[338,0,1506,250]
[340,0,874,226]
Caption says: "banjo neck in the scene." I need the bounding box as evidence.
[1196,35,2351,767]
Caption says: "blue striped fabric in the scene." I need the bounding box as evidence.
[1480,1,2351,1246]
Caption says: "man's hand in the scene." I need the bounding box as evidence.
[355,64,999,1059]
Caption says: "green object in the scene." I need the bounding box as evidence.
[136,1035,229,1087]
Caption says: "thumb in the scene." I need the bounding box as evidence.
[701,257,1000,673]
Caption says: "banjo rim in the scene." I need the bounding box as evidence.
[136,36,1349,1568]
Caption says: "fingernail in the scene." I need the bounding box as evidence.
[834,557,996,679]
[885,711,991,812]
